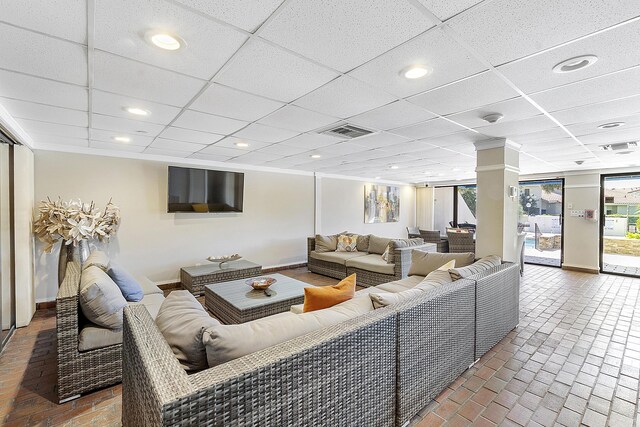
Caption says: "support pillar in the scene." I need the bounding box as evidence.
[474,138,520,262]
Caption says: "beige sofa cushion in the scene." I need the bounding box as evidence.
[137,276,164,295]
[130,293,165,320]
[78,325,122,352]
[79,266,127,329]
[156,290,220,371]
[83,250,110,271]
[449,255,502,280]
[315,234,339,253]
[367,235,391,255]
[370,288,423,309]
[203,296,374,367]
[354,234,370,252]
[309,250,366,265]
[346,254,395,275]
[408,251,475,277]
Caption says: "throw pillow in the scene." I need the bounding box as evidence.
[355,234,370,252]
[83,250,110,271]
[367,235,392,255]
[314,234,338,253]
[79,266,127,329]
[336,234,358,252]
[303,274,356,312]
[106,264,144,302]
[408,251,475,277]
[156,290,220,371]
[381,246,390,262]
[449,255,502,280]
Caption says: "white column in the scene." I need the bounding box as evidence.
[416,186,435,230]
[474,139,520,262]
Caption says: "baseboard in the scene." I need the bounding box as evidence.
[562,265,599,274]
[262,262,307,273]
[36,301,56,310]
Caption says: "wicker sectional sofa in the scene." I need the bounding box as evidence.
[121,253,519,426]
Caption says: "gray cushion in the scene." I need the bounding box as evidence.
[78,324,122,352]
[367,235,392,255]
[314,234,338,253]
[79,266,127,329]
[130,293,165,320]
[422,268,454,286]
[137,276,164,296]
[107,264,143,302]
[449,255,502,280]
[309,250,367,265]
[369,288,423,309]
[408,251,475,277]
[83,250,110,271]
[370,268,453,309]
[155,290,220,371]
[386,238,424,263]
[346,254,395,275]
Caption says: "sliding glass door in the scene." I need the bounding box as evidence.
[0,142,16,353]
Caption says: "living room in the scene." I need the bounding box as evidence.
[2,1,640,426]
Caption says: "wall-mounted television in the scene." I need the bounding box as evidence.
[168,166,244,213]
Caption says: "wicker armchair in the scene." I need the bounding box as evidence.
[406,227,421,238]
[447,230,476,254]
[419,230,449,253]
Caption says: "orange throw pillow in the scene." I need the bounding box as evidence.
[303,274,356,313]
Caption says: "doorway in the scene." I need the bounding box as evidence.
[518,179,564,267]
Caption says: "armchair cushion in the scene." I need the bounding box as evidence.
[78,324,123,352]
[408,251,475,277]
[79,266,127,329]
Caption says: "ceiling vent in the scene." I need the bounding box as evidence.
[600,141,638,151]
[319,123,375,139]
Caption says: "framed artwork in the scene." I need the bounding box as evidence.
[364,184,400,223]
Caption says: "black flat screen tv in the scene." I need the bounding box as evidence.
[168,166,244,213]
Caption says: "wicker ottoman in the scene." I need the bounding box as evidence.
[180,260,262,295]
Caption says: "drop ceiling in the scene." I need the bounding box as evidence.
[1,0,640,183]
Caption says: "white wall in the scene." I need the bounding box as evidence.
[0,144,11,329]
[563,173,601,271]
[34,151,315,302]
[318,177,416,238]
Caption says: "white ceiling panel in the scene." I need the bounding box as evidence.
[474,115,559,138]
[391,118,468,140]
[551,95,640,126]
[345,132,411,149]
[409,71,519,115]
[349,27,487,98]
[375,140,434,155]
[214,136,272,151]
[159,126,224,145]
[314,142,371,157]
[0,23,87,85]
[259,0,435,72]
[215,38,338,102]
[448,0,640,66]
[31,133,88,148]
[294,76,396,118]
[144,147,192,157]
[229,152,282,164]
[92,114,166,137]
[172,110,247,134]
[188,152,233,162]
[233,123,298,143]
[258,105,339,133]
[17,119,87,139]
[578,127,640,146]
[199,144,245,157]
[149,138,206,153]
[499,20,640,94]
[566,114,640,138]
[172,0,284,32]
[257,142,311,156]
[92,90,181,125]
[415,0,483,21]
[445,97,541,129]
[0,97,87,127]
[93,51,205,106]
[0,0,87,44]
[0,70,87,110]
[531,66,640,113]
[190,83,284,122]
[421,130,485,148]
[94,0,247,80]
[280,133,343,149]
[348,101,435,131]
[90,129,154,146]
[509,127,569,145]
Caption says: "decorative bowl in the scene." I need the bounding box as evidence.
[207,254,242,263]
[245,277,277,290]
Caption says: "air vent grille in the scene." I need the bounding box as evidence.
[600,141,638,151]
[319,124,374,139]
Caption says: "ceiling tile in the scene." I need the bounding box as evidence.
[190,83,284,121]
[31,133,88,148]
[314,142,371,157]
[150,138,206,152]
[90,129,154,146]
[391,118,468,139]
[294,76,396,118]
[499,20,640,94]
[0,97,87,127]
[577,126,640,147]
[215,38,338,102]
[280,133,343,149]
[93,51,205,106]
[233,123,298,143]
[0,70,87,110]
[172,110,247,134]
[259,0,435,72]
[445,97,541,129]
[551,94,640,127]
[199,144,245,157]
[0,23,87,85]
[474,115,559,138]
[448,0,640,66]
[229,151,282,164]
[89,140,146,153]
[531,66,640,112]
[0,0,87,43]
[159,126,224,145]
[91,114,166,137]
[349,27,487,98]
[419,130,485,148]
[566,114,640,137]
[213,136,272,151]
[257,142,311,156]
[92,90,181,125]
[509,127,569,145]
[348,101,435,131]
[345,132,411,149]
[172,0,284,32]
[408,71,519,115]
[258,105,339,133]
[144,147,192,157]
[94,0,247,80]
[189,152,233,162]
[415,0,483,21]
[17,118,87,139]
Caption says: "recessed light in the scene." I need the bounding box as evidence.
[124,106,150,116]
[552,55,598,73]
[598,122,625,129]
[390,165,399,169]
[113,136,130,143]
[400,65,430,79]
[310,154,321,159]
[145,30,184,51]
[235,142,249,148]
[482,113,504,124]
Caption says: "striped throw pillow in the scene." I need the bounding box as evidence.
[449,255,502,280]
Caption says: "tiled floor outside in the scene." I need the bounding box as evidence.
[2,265,640,426]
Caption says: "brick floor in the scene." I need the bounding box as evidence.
[2,265,640,425]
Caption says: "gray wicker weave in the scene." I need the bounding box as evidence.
[446,231,476,253]
[181,260,262,295]
[56,261,123,403]
[122,304,398,427]
[306,237,348,280]
[393,278,476,426]
[418,230,449,253]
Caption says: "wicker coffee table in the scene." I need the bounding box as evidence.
[180,260,262,295]
[204,273,311,324]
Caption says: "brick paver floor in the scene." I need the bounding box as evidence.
[2,265,640,425]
